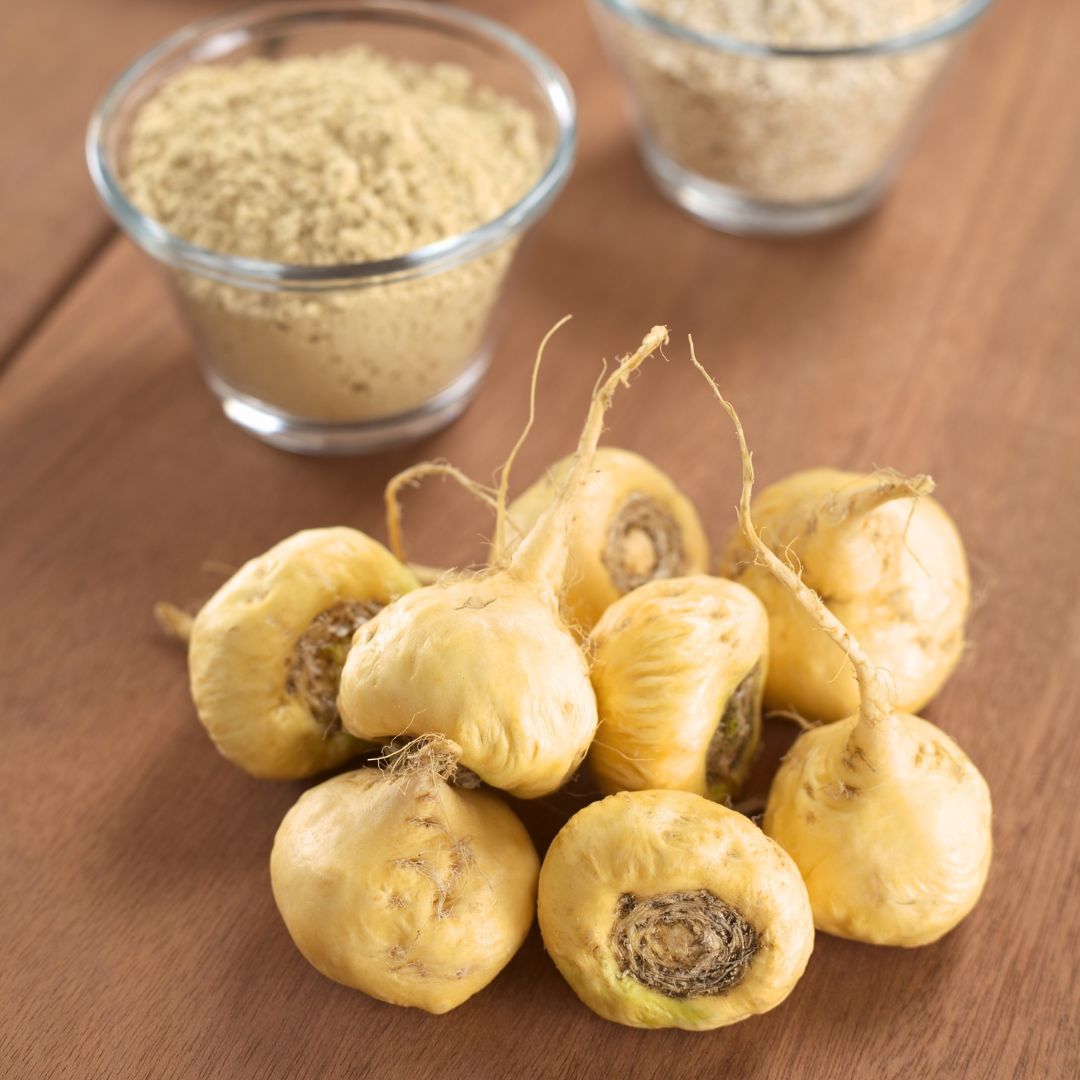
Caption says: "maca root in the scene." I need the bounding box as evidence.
[287,600,383,734]
[603,492,687,592]
[611,889,758,998]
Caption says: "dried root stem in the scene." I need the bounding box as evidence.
[384,461,501,564]
[491,315,572,560]
[510,326,669,595]
[823,469,935,524]
[706,663,762,788]
[766,708,821,733]
[689,338,895,754]
[154,602,194,645]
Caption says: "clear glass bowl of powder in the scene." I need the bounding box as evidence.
[590,0,993,235]
[87,1,575,453]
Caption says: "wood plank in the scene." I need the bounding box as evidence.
[0,0,238,360]
[2,1,1078,1078]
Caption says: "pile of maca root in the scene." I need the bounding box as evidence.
[160,326,993,1030]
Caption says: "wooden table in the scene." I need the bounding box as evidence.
[2,2,1078,1077]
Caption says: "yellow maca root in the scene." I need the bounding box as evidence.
[694,351,993,947]
[587,574,768,800]
[180,527,419,779]
[718,463,970,723]
[503,447,710,633]
[337,325,669,798]
[271,735,539,1013]
[537,789,814,1030]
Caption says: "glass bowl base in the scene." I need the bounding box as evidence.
[206,347,491,456]
[639,134,895,236]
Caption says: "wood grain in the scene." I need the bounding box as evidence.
[0,0,237,360]
[1,1,1079,1078]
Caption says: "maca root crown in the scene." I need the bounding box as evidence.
[706,662,762,790]
[612,889,758,998]
[603,492,687,592]
[287,600,382,733]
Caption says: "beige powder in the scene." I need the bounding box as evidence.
[607,0,962,204]
[125,46,543,422]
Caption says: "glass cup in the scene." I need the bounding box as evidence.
[590,0,993,235]
[88,1,576,453]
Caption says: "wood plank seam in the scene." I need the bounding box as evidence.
[0,222,116,373]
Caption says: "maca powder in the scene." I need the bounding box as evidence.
[124,46,544,422]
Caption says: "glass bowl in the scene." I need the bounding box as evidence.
[87,1,576,454]
[590,0,993,235]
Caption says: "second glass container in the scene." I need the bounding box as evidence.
[590,0,994,235]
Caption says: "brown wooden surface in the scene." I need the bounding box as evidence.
[0,0,235,361]
[2,1,1079,1078]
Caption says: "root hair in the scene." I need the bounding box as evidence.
[384,460,501,565]
[377,733,464,785]
[393,836,476,920]
[689,336,897,767]
[491,315,573,560]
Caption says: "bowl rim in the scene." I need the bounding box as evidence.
[86,0,577,290]
[592,0,995,59]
